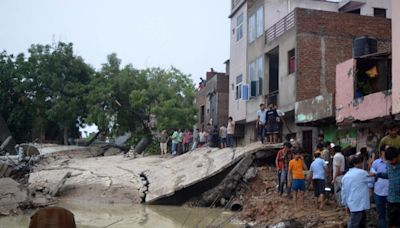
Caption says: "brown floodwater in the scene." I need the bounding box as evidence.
[0,201,243,228]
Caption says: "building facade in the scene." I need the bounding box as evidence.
[228,0,393,152]
[195,70,229,130]
[393,0,400,115]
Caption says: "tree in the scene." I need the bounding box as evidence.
[0,51,34,145]
[86,54,197,145]
[26,42,93,144]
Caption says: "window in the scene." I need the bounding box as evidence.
[354,57,392,99]
[200,106,205,123]
[374,8,386,18]
[248,6,264,43]
[256,7,264,38]
[248,14,256,43]
[235,75,243,100]
[288,49,295,74]
[249,56,264,97]
[256,56,264,95]
[236,13,244,41]
[348,9,361,14]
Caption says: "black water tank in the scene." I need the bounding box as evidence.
[353,36,378,57]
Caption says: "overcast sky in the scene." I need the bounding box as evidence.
[0,0,230,84]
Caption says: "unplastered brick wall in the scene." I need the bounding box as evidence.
[295,8,392,101]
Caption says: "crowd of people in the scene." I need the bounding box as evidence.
[157,117,237,157]
[275,122,400,228]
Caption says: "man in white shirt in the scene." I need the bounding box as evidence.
[256,104,267,144]
[332,145,345,207]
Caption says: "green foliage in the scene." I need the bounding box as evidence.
[1,43,197,145]
[86,54,197,142]
[0,42,94,143]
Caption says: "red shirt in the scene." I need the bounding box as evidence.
[276,149,285,170]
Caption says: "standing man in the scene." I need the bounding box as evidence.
[276,142,292,195]
[256,104,267,144]
[171,129,179,156]
[220,124,227,148]
[182,129,192,153]
[198,128,206,148]
[191,128,199,150]
[288,150,308,209]
[266,103,279,144]
[380,123,400,149]
[309,151,327,209]
[227,117,235,148]
[177,129,183,155]
[370,145,389,228]
[332,145,345,207]
[374,147,400,228]
[159,130,169,157]
[341,155,373,228]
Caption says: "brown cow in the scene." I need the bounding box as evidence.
[29,207,76,228]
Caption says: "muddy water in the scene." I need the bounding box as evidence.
[0,201,242,228]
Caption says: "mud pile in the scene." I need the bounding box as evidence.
[240,167,347,228]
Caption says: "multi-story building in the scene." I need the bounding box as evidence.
[195,70,229,130]
[393,0,400,115]
[332,0,397,153]
[228,0,392,153]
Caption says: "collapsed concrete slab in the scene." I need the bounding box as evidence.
[0,178,28,215]
[26,142,281,206]
[144,143,282,203]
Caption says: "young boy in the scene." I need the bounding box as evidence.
[288,149,308,209]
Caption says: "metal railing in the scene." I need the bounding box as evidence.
[231,0,244,10]
[265,11,295,44]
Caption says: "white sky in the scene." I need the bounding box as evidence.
[0,0,230,85]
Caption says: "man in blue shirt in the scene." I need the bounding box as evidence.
[309,151,327,209]
[370,145,389,228]
[341,155,374,228]
[375,147,400,228]
[256,104,267,144]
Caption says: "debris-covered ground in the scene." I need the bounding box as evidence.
[240,166,348,228]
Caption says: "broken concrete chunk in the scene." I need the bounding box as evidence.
[29,170,71,197]
[0,178,28,215]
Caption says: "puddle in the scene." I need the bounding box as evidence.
[0,201,242,228]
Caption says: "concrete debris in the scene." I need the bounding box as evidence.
[28,170,71,197]
[0,163,14,178]
[240,167,348,227]
[243,166,257,183]
[0,178,28,215]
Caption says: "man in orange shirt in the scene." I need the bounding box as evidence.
[288,150,308,209]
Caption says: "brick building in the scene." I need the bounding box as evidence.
[195,70,229,131]
[294,9,392,151]
[228,0,392,152]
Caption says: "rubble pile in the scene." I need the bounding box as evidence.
[240,166,347,228]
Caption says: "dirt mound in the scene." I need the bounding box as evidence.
[240,167,347,227]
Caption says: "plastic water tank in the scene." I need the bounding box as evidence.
[353,36,378,57]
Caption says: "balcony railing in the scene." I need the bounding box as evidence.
[231,0,244,10]
[265,11,295,44]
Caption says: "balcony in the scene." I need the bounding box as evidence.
[265,11,295,44]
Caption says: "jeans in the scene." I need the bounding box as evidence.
[334,175,343,206]
[348,210,367,228]
[177,142,183,155]
[191,141,198,150]
[280,169,290,195]
[374,194,388,228]
[227,134,234,148]
[258,124,265,143]
[171,142,177,154]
